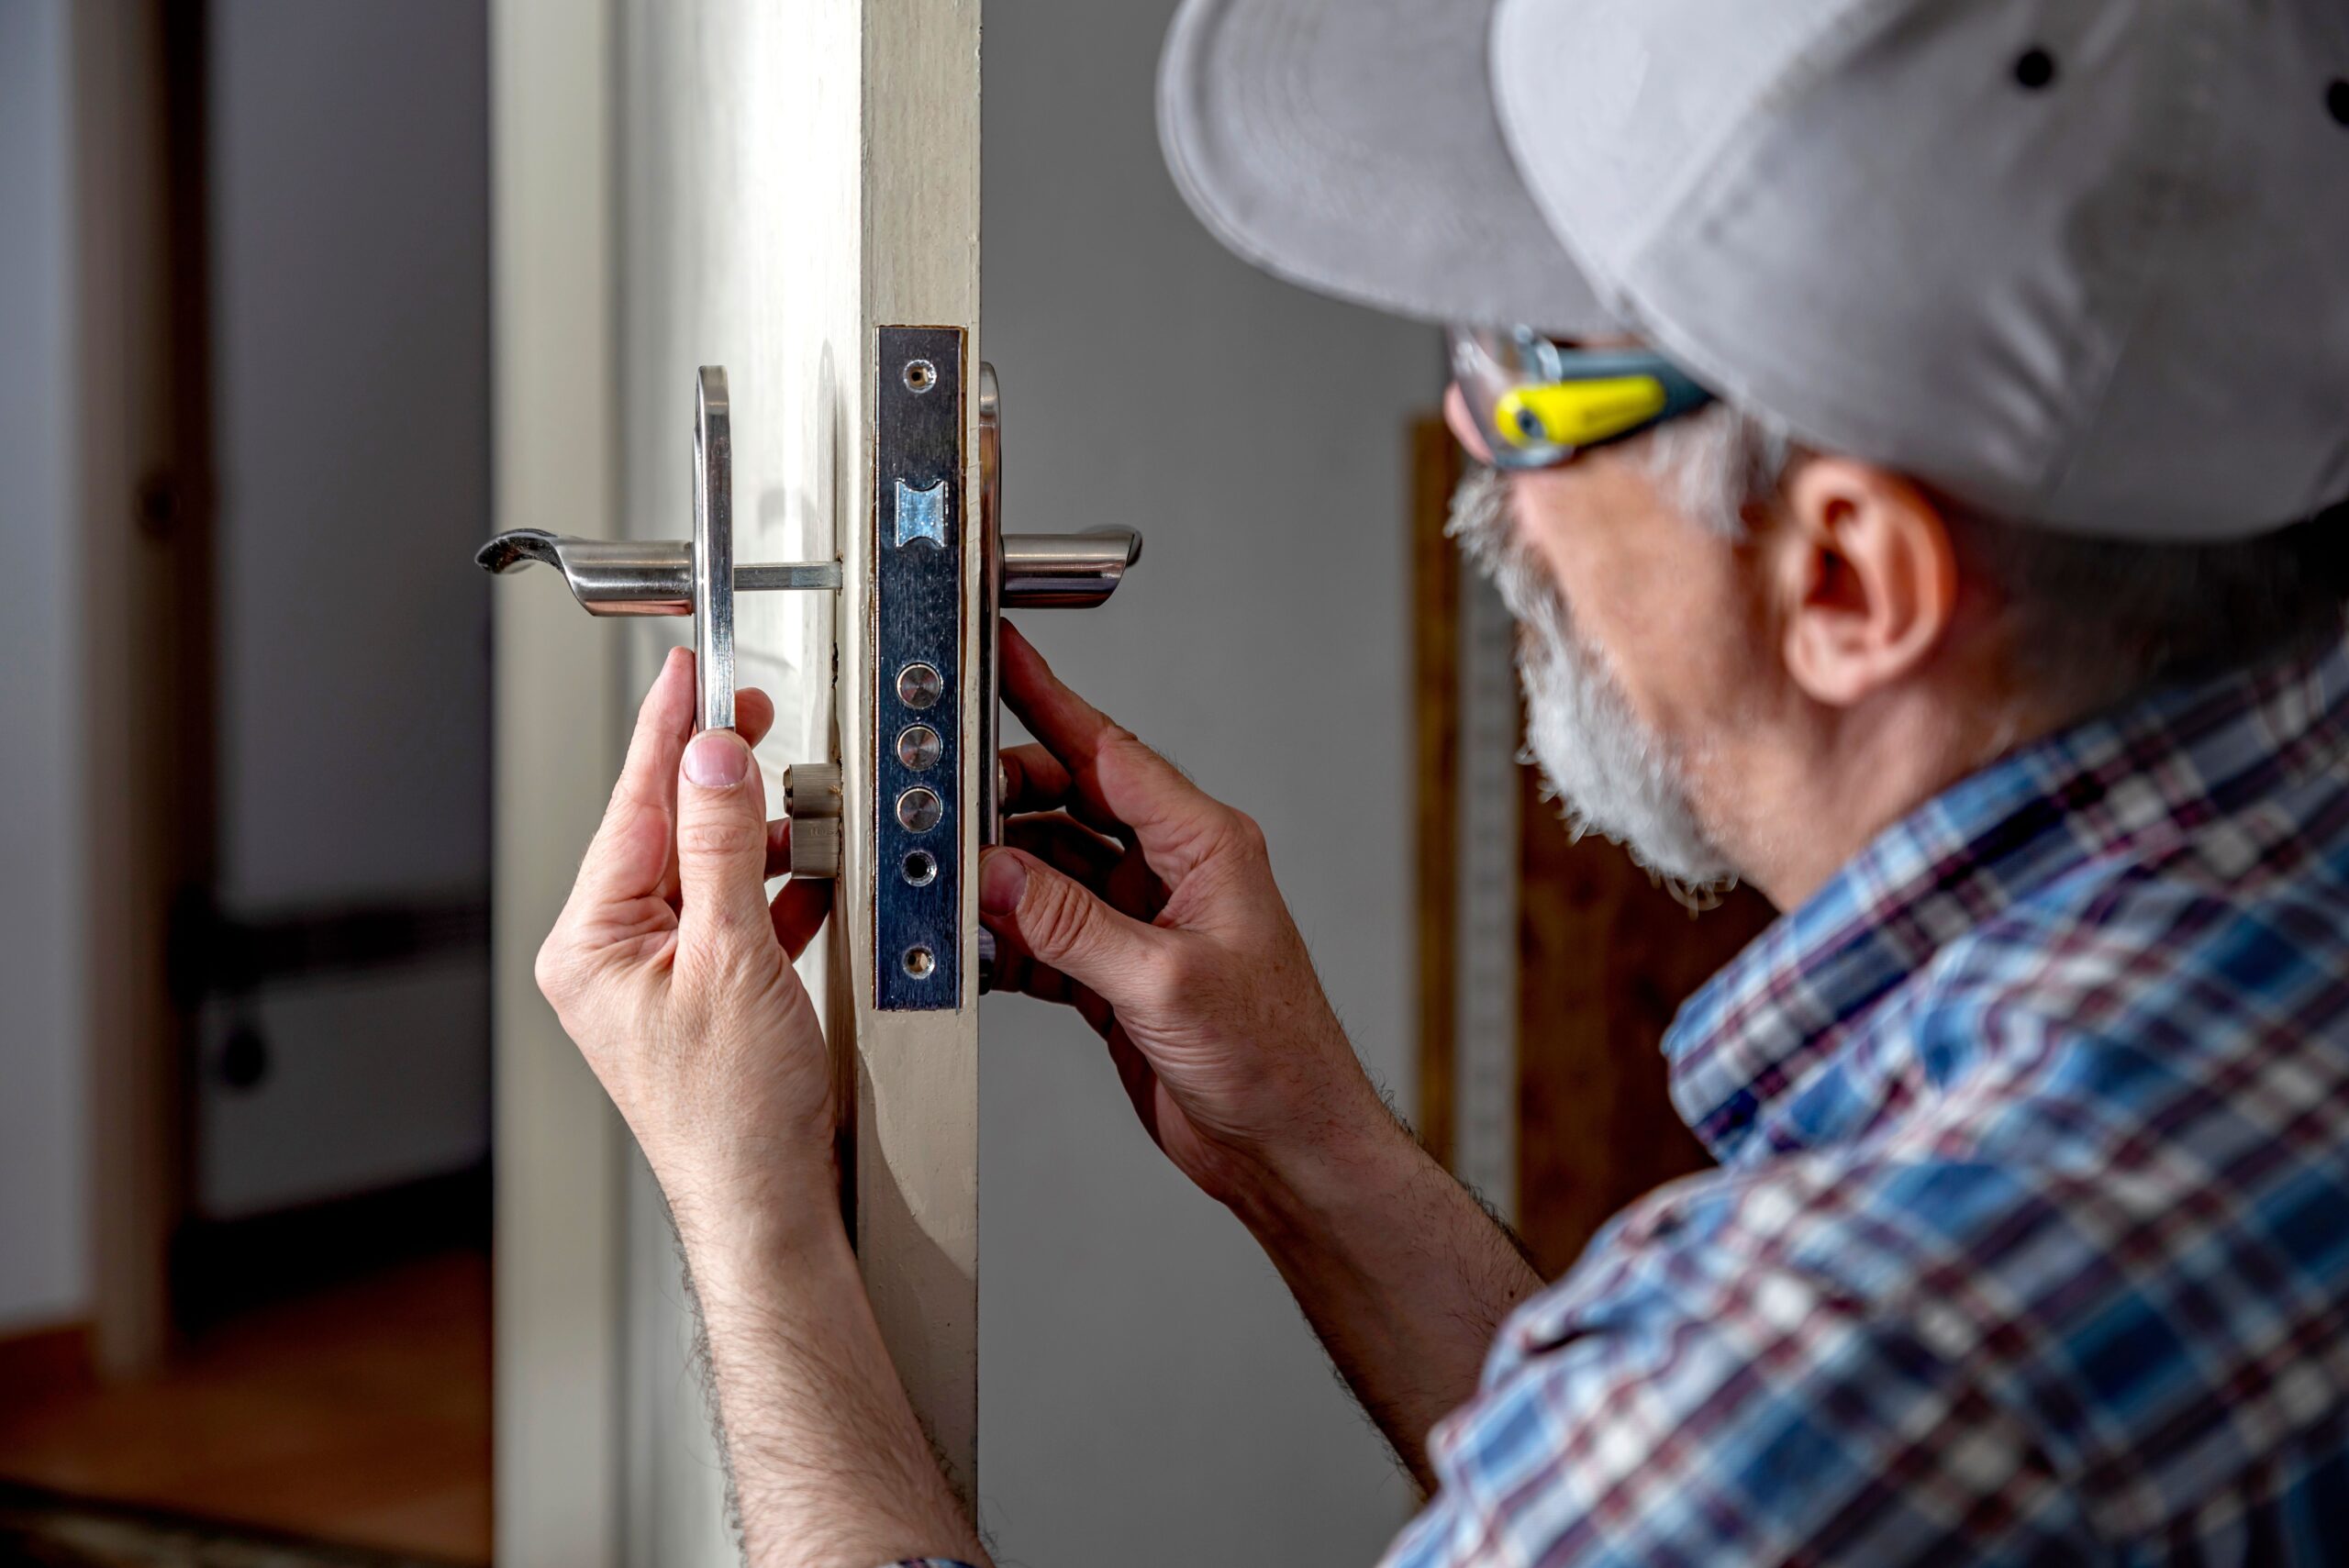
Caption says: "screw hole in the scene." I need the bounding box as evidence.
[902,849,938,887]
[903,358,937,394]
[903,945,936,979]
[2013,47,2057,91]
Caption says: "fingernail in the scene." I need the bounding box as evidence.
[979,851,1026,916]
[684,730,750,787]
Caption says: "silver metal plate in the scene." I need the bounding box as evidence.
[873,328,965,1010]
[694,366,735,733]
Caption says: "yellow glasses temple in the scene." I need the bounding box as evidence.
[1493,376,1669,449]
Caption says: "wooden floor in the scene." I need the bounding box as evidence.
[0,1251,490,1564]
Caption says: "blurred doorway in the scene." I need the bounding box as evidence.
[0,2,493,1560]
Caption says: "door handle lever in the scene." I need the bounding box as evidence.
[998,531,1143,608]
[478,366,852,877]
[972,364,1146,990]
[474,531,842,613]
[479,367,798,741]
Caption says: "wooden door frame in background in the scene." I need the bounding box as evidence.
[1411,420,1466,1176]
[72,0,217,1385]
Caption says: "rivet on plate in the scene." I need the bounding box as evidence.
[896,786,943,833]
[896,662,944,709]
[896,724,942,771]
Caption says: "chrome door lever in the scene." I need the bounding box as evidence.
[976,362,1145,844]
[473,530,842,614]
[973,362,1144,989]
[478,366,848,874]
[999,532,1143,608]
[476,366,839,744]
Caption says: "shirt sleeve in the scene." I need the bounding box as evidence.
[1381,1256,2094,1568]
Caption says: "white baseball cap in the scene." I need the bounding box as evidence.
[1159,0,2349,540]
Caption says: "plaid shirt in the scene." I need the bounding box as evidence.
[1387,627,2349,1566]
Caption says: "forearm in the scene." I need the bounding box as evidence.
[678,1188,988,1568]
[1230,1116,1542,1488]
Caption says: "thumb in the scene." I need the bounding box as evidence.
[675,729,774,959]
[980,846,1163,996]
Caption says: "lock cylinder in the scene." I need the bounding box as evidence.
[783,762,843,880]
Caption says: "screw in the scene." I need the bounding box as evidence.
[896,662,944,709]
[896,786,943,833]
[896,724,942,771]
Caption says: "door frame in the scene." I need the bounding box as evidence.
[72,0,213,1385]
[488,1,628,1562]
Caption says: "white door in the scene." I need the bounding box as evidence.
[491,1,981,1561]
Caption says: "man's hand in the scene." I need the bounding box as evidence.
[537,647,985,1568]
[981,623,1396,1210]
[984,625,1541,1485]
[534,646,836,1245]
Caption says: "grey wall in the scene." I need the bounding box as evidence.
[979,2,1442,1560]
[0,0,91,1335]
[197,0,491,1216]
[209,0,492,915]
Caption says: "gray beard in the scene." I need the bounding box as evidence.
[1446,466,1739,896]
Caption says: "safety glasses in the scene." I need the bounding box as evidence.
[1448,326,1715,471]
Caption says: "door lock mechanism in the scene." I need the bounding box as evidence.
[475,354,1140,1004]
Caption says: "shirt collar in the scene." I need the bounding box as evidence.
[1663,626,2349,1166]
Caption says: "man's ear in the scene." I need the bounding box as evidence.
[1774,458,1958,707]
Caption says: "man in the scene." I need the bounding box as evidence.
[532,0,2349,1562]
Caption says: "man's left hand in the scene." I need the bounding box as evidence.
[534,646,836,1247]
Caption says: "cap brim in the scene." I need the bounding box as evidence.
[1158,0,1615,334]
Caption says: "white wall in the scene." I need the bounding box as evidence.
[979,2,1442,1560]
[0,0,91,1336]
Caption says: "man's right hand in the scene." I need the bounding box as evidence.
[980,622,1395,1213]
[983,625,1542,1483]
